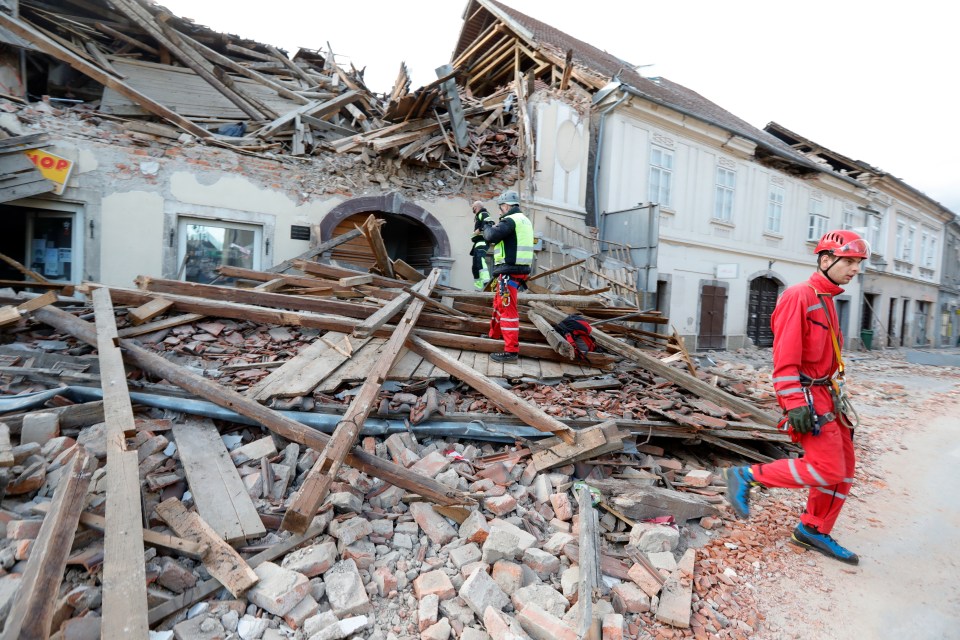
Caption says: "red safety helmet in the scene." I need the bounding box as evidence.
[814,230,871,260]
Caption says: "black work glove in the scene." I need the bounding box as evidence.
[787,406,814,434]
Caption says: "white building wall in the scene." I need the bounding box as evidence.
[596,96,867,350]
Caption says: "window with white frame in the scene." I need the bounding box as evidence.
[922,230,937,268]
[178,218,262,284]
[868,213,882,255]
[906,225,916,262]
[895,220,906,260]
[767,184,784,233]
[807,197,828,241]
[842,203,855,230]
[648,146,673,208]
[713,166,735,222]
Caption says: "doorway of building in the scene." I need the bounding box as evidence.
[915,301,929,346]
[900,299,911,346]
[887,298,898,347]
[698,284,727,350]
[0,202,80,285]
[747,277,779,347]
[328,213,435,273]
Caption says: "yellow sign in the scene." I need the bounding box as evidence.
[23,149,74,195]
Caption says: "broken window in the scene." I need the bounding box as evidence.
[178,218,261,284]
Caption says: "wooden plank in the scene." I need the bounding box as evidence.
[486,354,504,378]
[586,478,719,522]
[518,355,540,379]
[387,348,422,380]
[407,335,576,443]
[172,419,266,543]
[339,274,373,287]
[146,520,325,625]
[248,332,369,401]
[560,361,586,377]
[392,259,425,282]
[1,449,95,639]
[154,498,258,597]
[128,297,174,325]
[538,358,565,379]
[530,421,611,472]
[16,290,58,313]
[117,314,202,340]
[92,288,149,638]
[457,349,477,372]
[411,352,437,379]
[352,290,410,339]
[0,13,210,138]
[577,484,602,639]
[281,270,441,533]
[530,302,780,426]
[33,305,470,509]
[268,228,363,274]
[0,250,49,284]
[359,214,395,278]
[326,338,389,386]
[528,311,576,360]
[0,306,20,328]
[31,502,205,559]
[256,90,361,139]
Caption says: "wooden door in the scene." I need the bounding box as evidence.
[747,277,778,347]
[698,285,727,350]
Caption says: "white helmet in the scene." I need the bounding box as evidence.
[497,190,520,206]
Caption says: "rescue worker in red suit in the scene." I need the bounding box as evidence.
[481,190,534,363]
[724,230,871,564]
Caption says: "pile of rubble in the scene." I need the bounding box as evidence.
[1,0,530,186]
[0,225,795,639]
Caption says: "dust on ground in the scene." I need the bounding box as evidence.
[705,347,960,640]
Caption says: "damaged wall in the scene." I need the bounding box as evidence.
[6,104,515,291]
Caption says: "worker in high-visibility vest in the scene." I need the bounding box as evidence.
[470,200,492,291]
[482,190,534,363]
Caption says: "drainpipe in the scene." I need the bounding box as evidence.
[592,85,630,245]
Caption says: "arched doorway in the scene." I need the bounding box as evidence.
[747,276,781,347]
[319,193,451,276]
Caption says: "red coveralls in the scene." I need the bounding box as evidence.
[489,275,528,353]
[751,271,855,534]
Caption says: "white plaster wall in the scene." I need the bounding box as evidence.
[100,190,165,288]
[532,98,588,214]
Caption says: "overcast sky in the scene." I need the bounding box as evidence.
[160,0,959,216]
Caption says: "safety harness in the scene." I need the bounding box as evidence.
[806,287,859,429]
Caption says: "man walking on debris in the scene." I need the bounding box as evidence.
[724,230,871,565]
[481,189,534,363]
[469,200,492,291]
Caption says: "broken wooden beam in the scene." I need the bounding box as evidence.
[359,214,395,279]
[282,271,442,533]
[529,302,780,426]
[92,288,149,638]
[32,306,471,509]
[0,13,211,138]
[1,448,95,639]
[172,419,266,543]
[528,311,576,360]
[407,334,577,443]
[154,498,258,597]
[30,502,205,559]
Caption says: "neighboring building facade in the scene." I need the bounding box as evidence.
[765,123,956,349]
[939,217,960,347]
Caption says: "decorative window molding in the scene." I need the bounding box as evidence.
[651,132,675,149]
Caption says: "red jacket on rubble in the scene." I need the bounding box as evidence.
[770,272,843,414]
